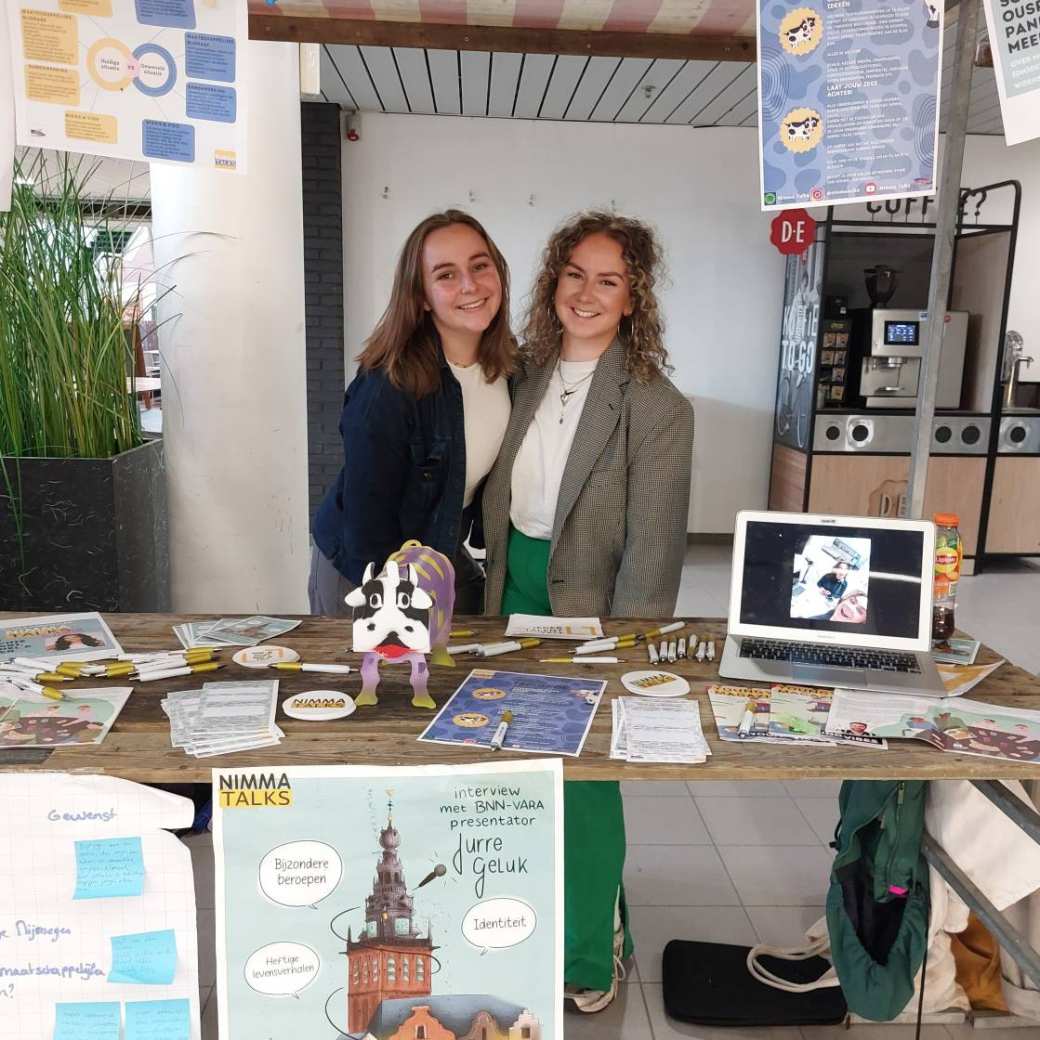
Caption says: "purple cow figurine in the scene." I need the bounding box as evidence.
[344,540,456,709]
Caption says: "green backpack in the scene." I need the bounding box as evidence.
[825,779,930,1022]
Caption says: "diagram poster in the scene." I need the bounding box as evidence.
[0,774,201,1040]
[757,0,942,210]
[6,0,246,170]
[213,761,563,1040]
[982,0,1040,145]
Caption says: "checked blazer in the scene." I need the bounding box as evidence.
[482,337,695,618]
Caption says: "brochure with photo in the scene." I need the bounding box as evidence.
[0,612,122,664]
[932,638,981,666]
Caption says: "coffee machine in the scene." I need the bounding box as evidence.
[859,309,968,408]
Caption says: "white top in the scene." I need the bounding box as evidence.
[510,358,599,540]
[448,360,511,508]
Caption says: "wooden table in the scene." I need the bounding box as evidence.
[3,613,1039,782]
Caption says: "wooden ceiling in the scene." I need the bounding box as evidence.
[310,6,1003,134]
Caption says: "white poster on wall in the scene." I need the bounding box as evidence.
[1,10,14,211]
[0,774,202,1040]
[982,0,1040,145]
[5,0,247,171]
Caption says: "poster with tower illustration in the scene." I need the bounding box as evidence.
[212,760,562,1040]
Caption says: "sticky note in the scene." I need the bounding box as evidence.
[125,999,190,1040]
[74,836,144,900]
[65,112,118,143]
[109,928,177,985]
[134,0,195,29]
[54,1002,121,1040]
[20,9,78,64]
[184,32,235,82]
[185,82,236,123]
[59,0,113,14]
[142,120,195,163]
[25,65,80,106]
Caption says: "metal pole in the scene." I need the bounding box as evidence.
[971,779,1040,845]
[923,833,1040,986]
[906,0,979,518]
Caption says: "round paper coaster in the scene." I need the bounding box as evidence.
[233,645,300,668]
[282,690,356,721]
[621,670,690,698]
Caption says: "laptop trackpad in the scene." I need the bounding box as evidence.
[791,663,868,688]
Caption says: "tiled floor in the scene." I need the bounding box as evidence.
[185,543,1040,1037]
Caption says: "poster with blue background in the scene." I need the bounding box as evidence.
[758,0,943,209]
[214,762,562,1040]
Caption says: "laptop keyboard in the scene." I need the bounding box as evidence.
[739,638,921,674]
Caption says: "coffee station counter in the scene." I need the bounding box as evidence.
[768,181,1040,569]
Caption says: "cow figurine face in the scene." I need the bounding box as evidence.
[346,560,433,657]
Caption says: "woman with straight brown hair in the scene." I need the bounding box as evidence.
[310,210,515,614]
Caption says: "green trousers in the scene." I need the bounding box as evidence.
[502,525,632,991]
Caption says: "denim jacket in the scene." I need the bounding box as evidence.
[311,360,469,585]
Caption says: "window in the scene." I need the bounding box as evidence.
[352,963,360,985]
[521,1029,531,1039]
[416,1027,426,1040]
[481,1029,487,1040]
[416,957,425,981]
[387,956,396,981]
[362,962,369,983]
[371,958,379,980]
[402,956,409,980]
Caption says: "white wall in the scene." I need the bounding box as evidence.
[343,119,1040,537]
[343,115,786,534]
[960,134,1040,381]
[151,42,310,614]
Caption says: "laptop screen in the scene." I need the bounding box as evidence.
[738,519,925,640]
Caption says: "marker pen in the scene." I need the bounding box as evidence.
[272,662,353,674]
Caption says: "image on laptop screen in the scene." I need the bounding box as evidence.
[740,520,924,639]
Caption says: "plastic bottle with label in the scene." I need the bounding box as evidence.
[932,512,962,644]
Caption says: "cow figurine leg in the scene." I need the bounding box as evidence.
[408,654,435,709]
[356,652,381,707]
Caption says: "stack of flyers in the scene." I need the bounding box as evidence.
[611,696,710,764]
[174,617,302,649]
[932,638,981,666]
[707,684,886,749]
[0,611,122,664]
[161,680,283,757]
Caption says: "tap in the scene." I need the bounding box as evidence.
[1003,330,1034,408]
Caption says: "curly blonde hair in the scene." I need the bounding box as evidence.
[523,211,668,382]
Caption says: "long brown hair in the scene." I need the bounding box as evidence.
[523,211,668,383]
[357,210,515,397]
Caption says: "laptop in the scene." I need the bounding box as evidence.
[719,510,946,696]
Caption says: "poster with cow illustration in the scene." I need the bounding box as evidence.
[757,0,943,210]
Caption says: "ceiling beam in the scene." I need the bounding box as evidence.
[249,14,755,63]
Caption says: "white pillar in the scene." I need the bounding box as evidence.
[151,42,309,614]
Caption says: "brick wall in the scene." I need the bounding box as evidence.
[300,102,345,517]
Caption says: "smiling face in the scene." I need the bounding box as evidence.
[554,232,633,357]
[832,592,867,624]
[420,223,502,344]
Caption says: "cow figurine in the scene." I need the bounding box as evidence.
[345,541,455,709]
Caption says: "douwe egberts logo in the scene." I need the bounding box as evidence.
[218,771,292,808]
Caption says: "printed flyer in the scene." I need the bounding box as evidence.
[213,761,563,1040]
[982,0,1040,144]
[6,0,246,170]
[757,0,943,209]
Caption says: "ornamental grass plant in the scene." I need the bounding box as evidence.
[0,152,144,462]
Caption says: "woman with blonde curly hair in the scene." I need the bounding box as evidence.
[482,212,694,1011]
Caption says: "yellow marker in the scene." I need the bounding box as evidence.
[41,687,65,701]
[103,663,136,677]
[36,672,72,683]
[643,621,684,641]
[56,662,87,677]
[450,629,476,638]
[273,662,352,675]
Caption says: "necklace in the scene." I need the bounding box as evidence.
[556,361,594,423]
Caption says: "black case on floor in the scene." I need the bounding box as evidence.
[662,940,848,1027]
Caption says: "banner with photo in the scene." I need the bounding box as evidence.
[757,0,943,209]
[213,760,563,1040]
[982,0,1040,145]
